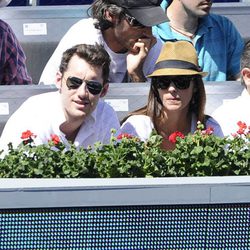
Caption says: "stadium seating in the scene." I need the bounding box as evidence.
[0,2,249,83]
[37,0,93,5]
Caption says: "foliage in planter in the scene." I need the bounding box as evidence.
[0,122,249,178]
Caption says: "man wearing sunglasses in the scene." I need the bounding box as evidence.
[39,0,167,85]
[0,44,120,155]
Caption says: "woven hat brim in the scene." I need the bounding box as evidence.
[147,68,208,78]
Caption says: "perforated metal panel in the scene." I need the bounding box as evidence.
[1,203,249,249]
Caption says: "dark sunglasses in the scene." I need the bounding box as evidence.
[124,13,145,28]
[66,76,103,95]
[153,76,195,90]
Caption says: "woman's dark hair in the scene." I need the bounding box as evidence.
[59,43,111,84]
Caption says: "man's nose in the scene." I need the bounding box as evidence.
[77,82,88,97]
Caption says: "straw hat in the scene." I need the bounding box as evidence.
[148,40,207,77]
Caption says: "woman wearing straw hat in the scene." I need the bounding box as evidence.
[120,40,223,151]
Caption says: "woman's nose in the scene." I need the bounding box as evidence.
[168,82,177,91]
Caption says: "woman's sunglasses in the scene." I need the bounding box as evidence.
[124,13,145,28]
[66,76,103,95]
[153,76,195,90]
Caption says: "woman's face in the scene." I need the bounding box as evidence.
[156,76,195,114]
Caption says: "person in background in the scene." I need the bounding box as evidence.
[0,43,120,155]
[0,0,32,85]
[120,40,223,151]
[153,0,244,81]
[39,0,167,85]
[212,40,250,136]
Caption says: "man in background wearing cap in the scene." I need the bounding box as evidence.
[0,0,32,84]
[39,0,167,85]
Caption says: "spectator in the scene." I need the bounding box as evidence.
[0,0,32,85]
[152,0,244,81]
[39,0,167,85]
[212,40,250,136]
[120,40,223,151]
[0,43,120,155]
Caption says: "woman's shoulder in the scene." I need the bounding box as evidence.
[121,115,154,141]
[124,114,152,123]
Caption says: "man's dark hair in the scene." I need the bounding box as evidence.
[90,0,124,30]
[59,43,111,84]
[241,40,250,70]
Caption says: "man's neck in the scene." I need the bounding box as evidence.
[102,29,127,53]
[60,120,81,143]
[167,2,198,34]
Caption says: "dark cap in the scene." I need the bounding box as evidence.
[109,0,167,27]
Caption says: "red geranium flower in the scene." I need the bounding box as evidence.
[50,134,60,145]
[168,131,185,143]
[117,133,133,140]
[237,121,247,135]
[21,130,36,140]
[205,126,214,135]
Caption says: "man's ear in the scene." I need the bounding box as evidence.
[100,83,109,98]
[104,9,118,24]
[241,67,250,82]
[55,71,63,90]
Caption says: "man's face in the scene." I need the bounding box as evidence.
[56,54,107,123]
[180,0,212,17]
[112,14,154,53]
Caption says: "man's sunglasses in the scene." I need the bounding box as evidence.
[153,76,196,90]
[124,13,145,28]
[66,76,103,95]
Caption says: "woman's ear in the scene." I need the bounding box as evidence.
[100,83,109,97]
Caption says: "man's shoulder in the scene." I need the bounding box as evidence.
[0,19,15,35]
[212,96,242,116]
[64,18,102,45]
[205,13,234,27]
[70,18,96,30]
[96,100,118,115]
[24,91,59,107]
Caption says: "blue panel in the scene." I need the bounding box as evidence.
[7,0,29,6]
[213,0,239,2]
[0,204,249,249]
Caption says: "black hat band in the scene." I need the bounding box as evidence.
[154,59,201,72]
